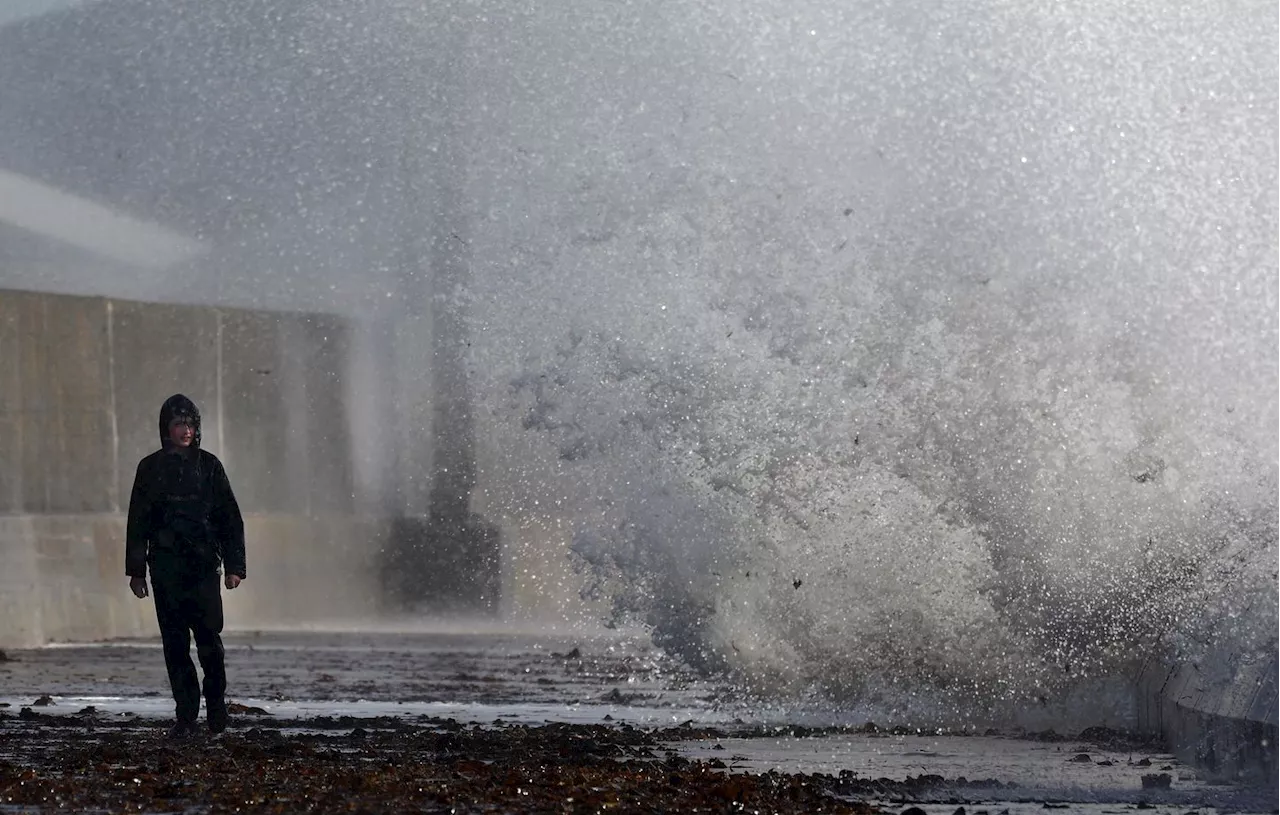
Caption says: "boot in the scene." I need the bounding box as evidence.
[207,702,229,735]
[166,720,199,741]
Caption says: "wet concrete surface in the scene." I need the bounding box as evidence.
[0,628,1275,813]
[0,628,725,721]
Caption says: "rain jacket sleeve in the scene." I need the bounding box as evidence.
[209,456,247,578]
[125,458,153,578]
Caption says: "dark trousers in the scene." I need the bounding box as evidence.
[150,566,226,724]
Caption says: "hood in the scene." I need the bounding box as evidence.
[159,393,202,449]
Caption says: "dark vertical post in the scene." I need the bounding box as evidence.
[381,8,500,613]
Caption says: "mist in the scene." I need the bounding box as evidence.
[0,0,1274,724]
[460,0,1278,721]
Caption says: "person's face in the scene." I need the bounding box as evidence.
[168,417,195,447]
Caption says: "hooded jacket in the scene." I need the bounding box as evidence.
[125,394,246,579]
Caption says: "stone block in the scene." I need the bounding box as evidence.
[0,291,24,513]
[291,313,355,514]
[1246,655,1278,726]
[219,309,291,513]
[15,292,114,513]
[223,514,382,628]
[110,298,219,504]
[0,514,155,648]
[1218,655,1270,721]
[1134,657,1175,735]
[0,515,42,647]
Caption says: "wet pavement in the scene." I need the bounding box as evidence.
[0,627,733,727]
[0,628,1274,813]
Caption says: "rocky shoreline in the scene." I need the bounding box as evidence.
[2,711,920,813]
[1,633,1268,814]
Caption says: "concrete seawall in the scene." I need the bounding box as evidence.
[0,287,383,647]
[0,513,384,648]
[1137,651,1279,784]
[0,288,355,518]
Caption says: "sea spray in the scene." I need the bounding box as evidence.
[462,0,1277,725]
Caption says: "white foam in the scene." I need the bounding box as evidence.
[463,0,1278,726]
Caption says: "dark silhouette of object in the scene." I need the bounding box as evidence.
[381,512,500,614]
[378,29,501,616]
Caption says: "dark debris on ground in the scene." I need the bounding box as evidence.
[0,711,914,814]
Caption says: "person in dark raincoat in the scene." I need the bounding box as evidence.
[125,394,246,738]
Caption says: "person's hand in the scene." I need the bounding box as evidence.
[129,576,149,599]
[225,574,243,590]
